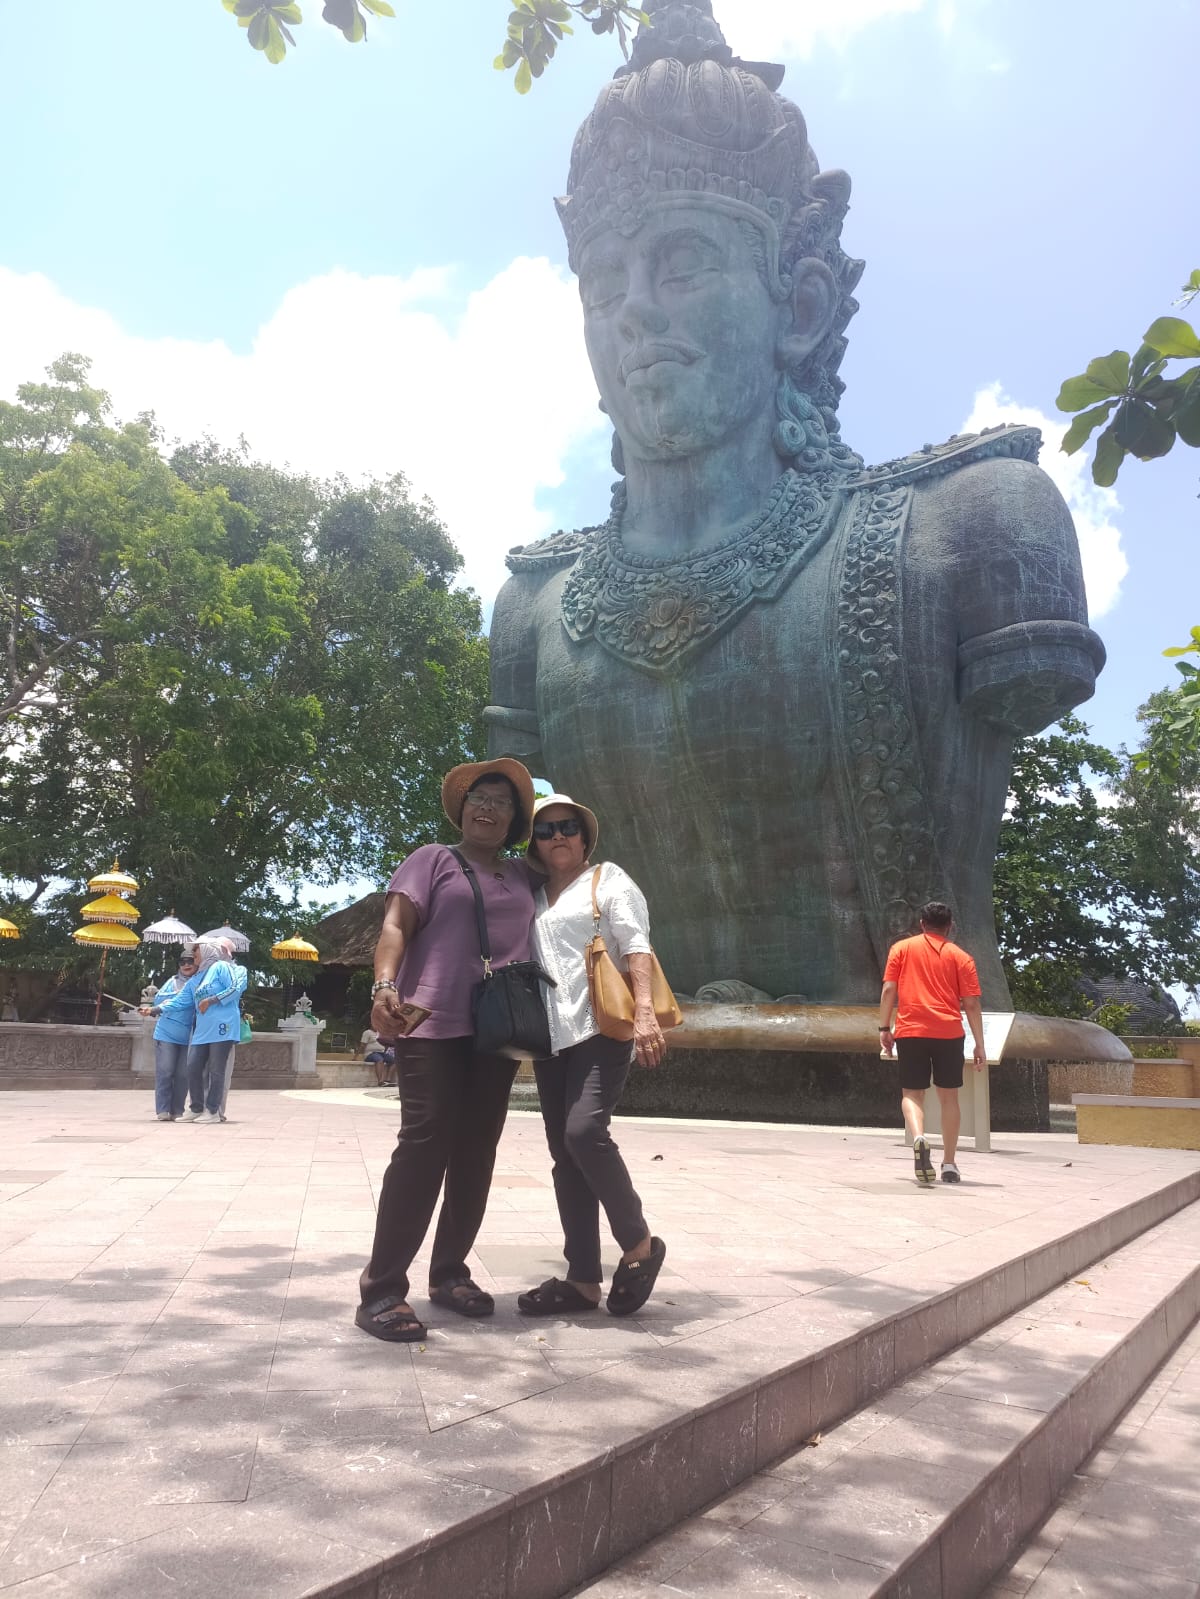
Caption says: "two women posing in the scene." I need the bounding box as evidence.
[356,759,668,1344]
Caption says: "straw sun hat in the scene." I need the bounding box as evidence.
[525,792,600,873]
[440,759,536,845]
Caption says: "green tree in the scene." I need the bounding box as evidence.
[0,358,489,988]
[221,0,649,86]
[994,710,1200,1014]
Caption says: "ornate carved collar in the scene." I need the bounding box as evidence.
[559,469,842,675]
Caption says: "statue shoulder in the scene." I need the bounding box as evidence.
[505,524,602,576]
[857,423,1043,490]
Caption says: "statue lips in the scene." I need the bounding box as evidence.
[620,340,704,385]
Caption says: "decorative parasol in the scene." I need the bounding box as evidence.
[87,861,140,896]
[142,914,198,946]
[72,922,141,951]
[200,924,250,952]
[80,893,140,926]
[270,936,319,963]
[0,918,19,940]
[75,862,140,1023]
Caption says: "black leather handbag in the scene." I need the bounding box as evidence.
[451,850,556,1059]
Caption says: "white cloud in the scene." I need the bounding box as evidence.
[0,262,605,606]
[961,382,1128,620]
[734,0,928,57]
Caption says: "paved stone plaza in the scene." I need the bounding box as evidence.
[1,1089,1198,1598]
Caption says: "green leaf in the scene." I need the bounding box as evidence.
[1060,402,1114,456]
[221,1,239,11]
[1112,397,1176,461]
[1091,426,1125,487]
[359,0,395,13]
[1130,343,1165,385]
[514,56,533,93]
[274,2,303,19]
[247,11,272,49]
[233,0,263,15]
[1084,350,1130,392]
[1144,316,1200,359]
[1057,372,1121,413]
[1173,383,1200,448]
[263,13,288,61]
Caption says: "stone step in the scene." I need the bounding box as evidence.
[573,1199,1200,1599]
[982,1312,1200,1597]
[1075,1094,1200,1151]
[317,1162,1200,1599]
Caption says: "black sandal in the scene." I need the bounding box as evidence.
[607,1237,667,1318]
[354,1294,426,1343]
[429,1275,495,1318]
[517,1277,601,1316]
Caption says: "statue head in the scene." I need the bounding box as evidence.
[558,0,864,474]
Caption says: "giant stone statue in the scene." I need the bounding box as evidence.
[487,0,1104,1007]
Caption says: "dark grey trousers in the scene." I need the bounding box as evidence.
[534,1032,647,1284]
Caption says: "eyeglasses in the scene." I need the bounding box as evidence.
[532,817,584,841]
[464,789,515,812]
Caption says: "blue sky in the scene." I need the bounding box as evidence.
[1,0,1197,756]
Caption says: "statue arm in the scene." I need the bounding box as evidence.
[485,573,543,764]
[937,459,1106,736]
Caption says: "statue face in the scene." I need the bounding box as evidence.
[579,205,786,463]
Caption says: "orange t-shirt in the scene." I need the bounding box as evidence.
[883,933,981,1039]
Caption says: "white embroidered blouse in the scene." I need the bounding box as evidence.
[531,860,653,1054]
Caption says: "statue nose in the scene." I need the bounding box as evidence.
[619,295,669,339]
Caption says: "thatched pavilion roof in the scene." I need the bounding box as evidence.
[312,893,386,968]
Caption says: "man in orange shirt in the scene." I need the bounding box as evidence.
[878,902,987,1185]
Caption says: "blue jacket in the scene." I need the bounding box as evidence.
[152,973,197,1045]
[160,959,240,1047]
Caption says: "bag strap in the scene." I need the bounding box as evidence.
[590,865,603,934]
[449,848,492,976]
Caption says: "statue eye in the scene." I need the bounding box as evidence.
[582,268,625,312]
[659,244,719,286]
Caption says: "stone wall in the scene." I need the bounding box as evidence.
[618,1049,1050,1132]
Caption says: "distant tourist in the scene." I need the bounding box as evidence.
[215,939,248,1121]
[355,759,538,1343]
[516,793,668,1319]
[141,946,199,1120]
[157,938,243,1124]
[359,1024,392,1086]
[878,902,986,1185]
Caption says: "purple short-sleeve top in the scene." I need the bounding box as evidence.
[387,844,536,1038]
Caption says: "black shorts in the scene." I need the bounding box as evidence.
[895,1036,965,1091]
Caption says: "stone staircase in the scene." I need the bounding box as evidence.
[326,1163,1200,1599]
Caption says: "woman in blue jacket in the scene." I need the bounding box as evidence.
[144,946,199,1120]
[158,938,242,1124]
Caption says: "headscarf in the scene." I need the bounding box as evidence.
[195,938,227,971]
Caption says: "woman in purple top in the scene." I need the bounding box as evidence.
[356,758,537,1343]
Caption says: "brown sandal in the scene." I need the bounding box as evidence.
[429,1275,495,1318]
[355,1294,426,1342]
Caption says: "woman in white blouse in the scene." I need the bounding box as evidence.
[518,792,668,1318]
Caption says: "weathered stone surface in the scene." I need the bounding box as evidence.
[487,0,1102,1007]
[1076,976,1183,1035]
[617,1048,1049,1132]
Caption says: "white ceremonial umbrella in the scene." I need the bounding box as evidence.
[200,924,251,952]
[142,915,199,946]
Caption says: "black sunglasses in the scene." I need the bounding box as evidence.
[532,817,583,841]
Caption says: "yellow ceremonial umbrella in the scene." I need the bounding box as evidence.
[80,894,140,925]
[0,918,19,941]
[74,862,141,1024]
[270,936,319,962]
[88,861,140,896]
[72,922,141,950]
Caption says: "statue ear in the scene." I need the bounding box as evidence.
[777,258,838,368]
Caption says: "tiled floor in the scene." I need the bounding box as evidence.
[1,1089,1198,1597]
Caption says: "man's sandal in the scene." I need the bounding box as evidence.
[429,1275,495,1318]
[355,1295,426,1342]
[607,1236,667,1317]
[517,1277,601,1316]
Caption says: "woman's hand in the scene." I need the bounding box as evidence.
[197,998,212,1015]
[371,988,409,1038]
[632,1002,665,1069]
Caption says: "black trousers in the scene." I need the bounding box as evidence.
[359,1035,517,1305]
[534,1032,647,1285]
